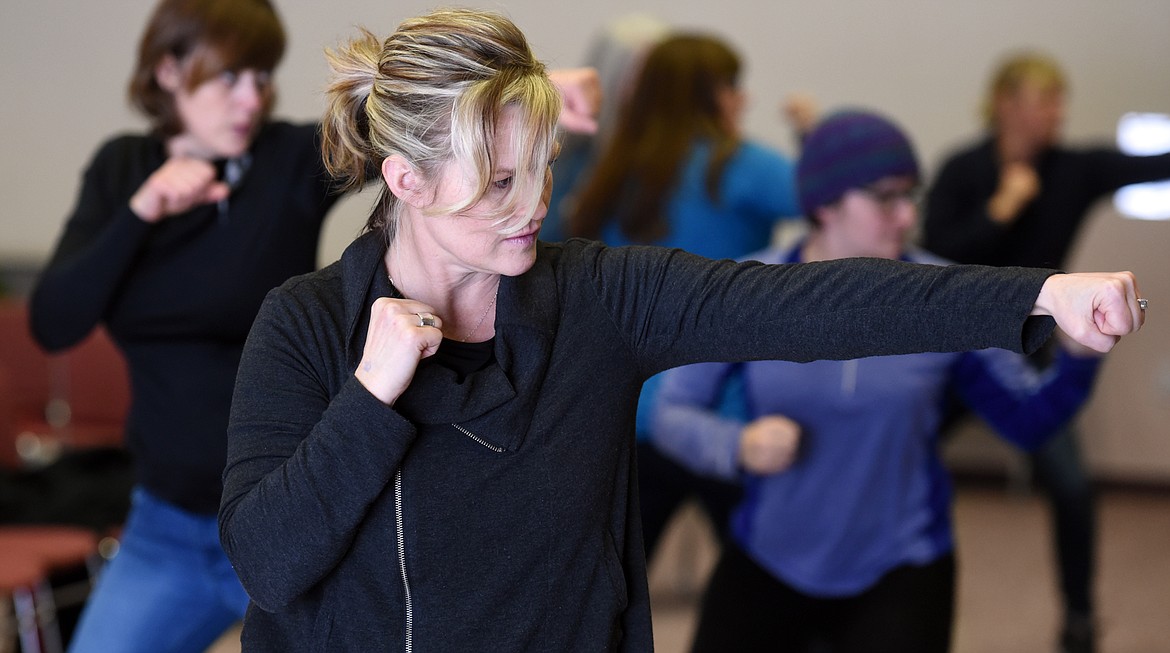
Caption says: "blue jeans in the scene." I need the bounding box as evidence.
[68,487,249,653]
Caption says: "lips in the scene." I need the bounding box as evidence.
[505,221,542,243]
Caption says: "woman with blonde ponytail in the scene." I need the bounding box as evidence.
[219,8,1146,653]
[32,2,599,650]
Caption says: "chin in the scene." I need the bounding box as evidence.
[216,135,255,159]
[495,249,538,277]
[219,144,251,159]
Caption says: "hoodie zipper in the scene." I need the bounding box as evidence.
[452,423,505,452]
[395,424,499,652]
[394,470,413,653]
[841,359,858,397]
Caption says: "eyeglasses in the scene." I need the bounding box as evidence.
[855,184,921,214]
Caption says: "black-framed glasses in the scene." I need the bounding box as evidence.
[856,184,922,214]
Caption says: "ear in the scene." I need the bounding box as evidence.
[381,155,428,208]
[155,55,183,92]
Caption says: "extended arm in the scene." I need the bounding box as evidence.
[585,243,1060,377]
[583,243,1140,376]
[1083,148,1170,196]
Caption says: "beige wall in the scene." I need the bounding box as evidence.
[2,0,1167,478]
[1069,203,1170,483]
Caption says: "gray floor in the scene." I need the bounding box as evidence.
[647,485,1170,653]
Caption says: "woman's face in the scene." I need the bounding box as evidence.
[410,106,552,279]
[819,175,918,260]
[996,80,1066,150]
[160,55,271,159]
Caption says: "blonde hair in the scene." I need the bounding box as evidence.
[321,9,562,240]
[982,51,1067,128]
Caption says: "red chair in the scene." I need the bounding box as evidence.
[0,300,54,468]
[0,301,128,651]
[46,326,130,453]
[0,299,129,467]
[0,525,101,653]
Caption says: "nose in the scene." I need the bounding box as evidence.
[233,71,266,113]
[891,197,917,230]
[527,187,549,226]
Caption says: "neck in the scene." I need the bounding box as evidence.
[385,228,500,343]
[166,133,216,160]
[996,129,1041,164]
[801,230,840,262]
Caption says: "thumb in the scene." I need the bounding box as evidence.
[1072,314,1119,353]
[202,181,231,204]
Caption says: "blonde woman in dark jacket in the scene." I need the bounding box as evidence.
[219,9,1147,652]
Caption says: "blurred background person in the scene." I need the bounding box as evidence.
[28,1,342,650]
[653,110,1105,653]
[541,12,669,241]
[567,32,801,560]
[921,51,1170,653]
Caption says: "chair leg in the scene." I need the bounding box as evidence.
[33,578,63,653]
[11,585,42,653]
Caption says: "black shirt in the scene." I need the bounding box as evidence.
[923,137,1170,268]
[30,121,342,514]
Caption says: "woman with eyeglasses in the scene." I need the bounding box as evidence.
[27,2,340,650]
[652,110,1107,653]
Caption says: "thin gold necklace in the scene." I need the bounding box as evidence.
[389,275,498,342]
[462,291,496,342]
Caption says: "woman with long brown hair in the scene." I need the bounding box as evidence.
[569,33,797,254]
[568,33,802,557]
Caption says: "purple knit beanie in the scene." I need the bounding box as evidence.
[796,110,920,217]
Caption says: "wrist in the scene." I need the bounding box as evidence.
[128,194,161,223]
[987,194,1020,224]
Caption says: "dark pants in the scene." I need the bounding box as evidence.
[1031,424,1096,616]
[939,372,1096,621]
[636,440,741,559]
[691,544,955,653]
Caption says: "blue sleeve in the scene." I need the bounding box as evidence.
[722,142,801,223]
[953,348,1102,451]
[651,361,747,480]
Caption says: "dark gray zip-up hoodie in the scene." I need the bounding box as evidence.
[220,231,1055,652]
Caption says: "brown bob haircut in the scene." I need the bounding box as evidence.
[128,0,286,137]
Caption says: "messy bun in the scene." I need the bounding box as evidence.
[321,28,382,192]
[320,9,562,238]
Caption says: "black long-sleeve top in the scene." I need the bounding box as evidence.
[923,137,1170,268]
[30,121,342,514]
[221,230,1057,652]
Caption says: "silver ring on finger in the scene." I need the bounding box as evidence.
[416,312,438,328]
